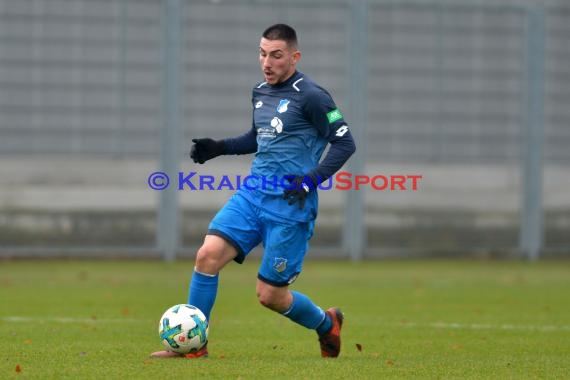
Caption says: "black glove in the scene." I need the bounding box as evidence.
[282,175,315,210]
[190,138,225,164]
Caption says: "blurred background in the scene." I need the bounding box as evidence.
[0,0,568,260]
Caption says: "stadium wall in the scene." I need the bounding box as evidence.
[0,0,569,258]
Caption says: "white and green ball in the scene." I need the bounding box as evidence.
[158,304,209,354]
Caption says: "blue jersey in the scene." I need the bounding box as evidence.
[225,71,355,222]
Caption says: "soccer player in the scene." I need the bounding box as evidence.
[151,23,356,358]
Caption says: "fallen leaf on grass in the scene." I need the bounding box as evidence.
[15,364,22,373]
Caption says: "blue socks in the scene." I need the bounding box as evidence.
[188,272,332,335]
[282,291,331,334]
[188,269,219,321]
[316,310,332,335]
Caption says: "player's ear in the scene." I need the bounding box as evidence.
[291,50,301,64]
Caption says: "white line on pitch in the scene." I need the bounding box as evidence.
[397,321,570,332]
[1,316,144,323]
[3,316,569,333]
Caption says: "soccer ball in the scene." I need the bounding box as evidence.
[158,304,209,354]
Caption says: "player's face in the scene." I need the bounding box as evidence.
[259,38,300,85]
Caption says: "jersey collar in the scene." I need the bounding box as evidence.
[268,70,303,89]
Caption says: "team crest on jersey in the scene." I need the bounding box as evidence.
[274,258,287,273]
[277,99,290,113]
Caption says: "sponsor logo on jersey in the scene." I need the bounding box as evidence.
[255,100,263,109]
[257,127,275,138]
[327,108,343,123]
[270,117,283,133]
[277,99,290,113]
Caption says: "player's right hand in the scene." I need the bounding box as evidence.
[190,138,225,164]
[283,175,313,210]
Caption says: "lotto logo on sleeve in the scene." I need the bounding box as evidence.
[326,108,343,123]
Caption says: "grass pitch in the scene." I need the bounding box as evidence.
[1,259,569,379]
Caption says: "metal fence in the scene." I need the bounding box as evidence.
[0,0,568,259]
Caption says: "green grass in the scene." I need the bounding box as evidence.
[1,259,569,379]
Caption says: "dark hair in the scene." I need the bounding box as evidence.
[262,24,298,48]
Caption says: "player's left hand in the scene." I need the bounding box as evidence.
[190,138,225,164]
[283,175,313,210]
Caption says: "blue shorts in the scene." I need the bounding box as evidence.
[207,192,314,287]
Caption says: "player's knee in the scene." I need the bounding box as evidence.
[195,244,223,274]
[257,292,279,311]
[256,290,273,309]
[256,286,289,312]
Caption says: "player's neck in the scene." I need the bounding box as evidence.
[270,70,299,88]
